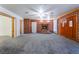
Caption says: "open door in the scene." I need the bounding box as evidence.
[32,22,37,33]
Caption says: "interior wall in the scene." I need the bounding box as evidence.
[0,6,22,19]
[0,6,23,37]
[22,20,24,34]
[58,9,79,42]
[32,22,37,33]
[0,15,12,37]
[77,14,79,40]
[20,20,24,34]
[16,19,20,36]
[37,20,53,33]
[24,19,53,33]
[14,18,17,37]
[13,18,23,37]
[24,19,32,33]
[53,19,57,33]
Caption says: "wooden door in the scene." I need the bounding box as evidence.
[66,15,76,40]
[67,17,73,39]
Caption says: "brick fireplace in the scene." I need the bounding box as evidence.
[37,20,53,33]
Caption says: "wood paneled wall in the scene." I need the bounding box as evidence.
[24,19,32,33]
[24,19,53,33]
[58,9,79,42]
[77,13,79,41]
[37,20,53,33]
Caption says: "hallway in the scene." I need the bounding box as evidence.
[0,33,79,54]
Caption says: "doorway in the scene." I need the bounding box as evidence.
[32,22,37,33]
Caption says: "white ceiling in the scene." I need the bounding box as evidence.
[0,4,79,20]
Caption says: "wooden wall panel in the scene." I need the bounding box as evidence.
[24,19,53,33]
[58,9,79,42]
[66,15,77,40]
[77,14,79,41]
[24,19,32,33]
[24,19,27,33]
[37,20,53,33]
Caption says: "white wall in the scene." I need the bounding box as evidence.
[21,20,24,34]
[14,18,24,37]
[53,19,58,33]
[0,6,23,37]
[16,19,20,36]
[0,15,12,37]
[14,18,20,37]
[14,18,17,37]
[32,22,37,33]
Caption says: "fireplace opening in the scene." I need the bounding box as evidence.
[41,24,48,30]
[41,24,51,33]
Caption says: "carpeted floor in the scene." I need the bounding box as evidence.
[0,33,79,54]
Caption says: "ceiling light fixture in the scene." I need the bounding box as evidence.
[37,8,45,20]
[38,8,51,21]
[39,8,43,13]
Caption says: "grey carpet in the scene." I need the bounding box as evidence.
[0,33,79,54]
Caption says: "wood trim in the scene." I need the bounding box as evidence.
[20,20,22,34]
[75,14,78,40]
[12,17,15,38]
[77,14,79,41]
[14,19,17,37]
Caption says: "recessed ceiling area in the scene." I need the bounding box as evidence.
[0,4,79,20]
